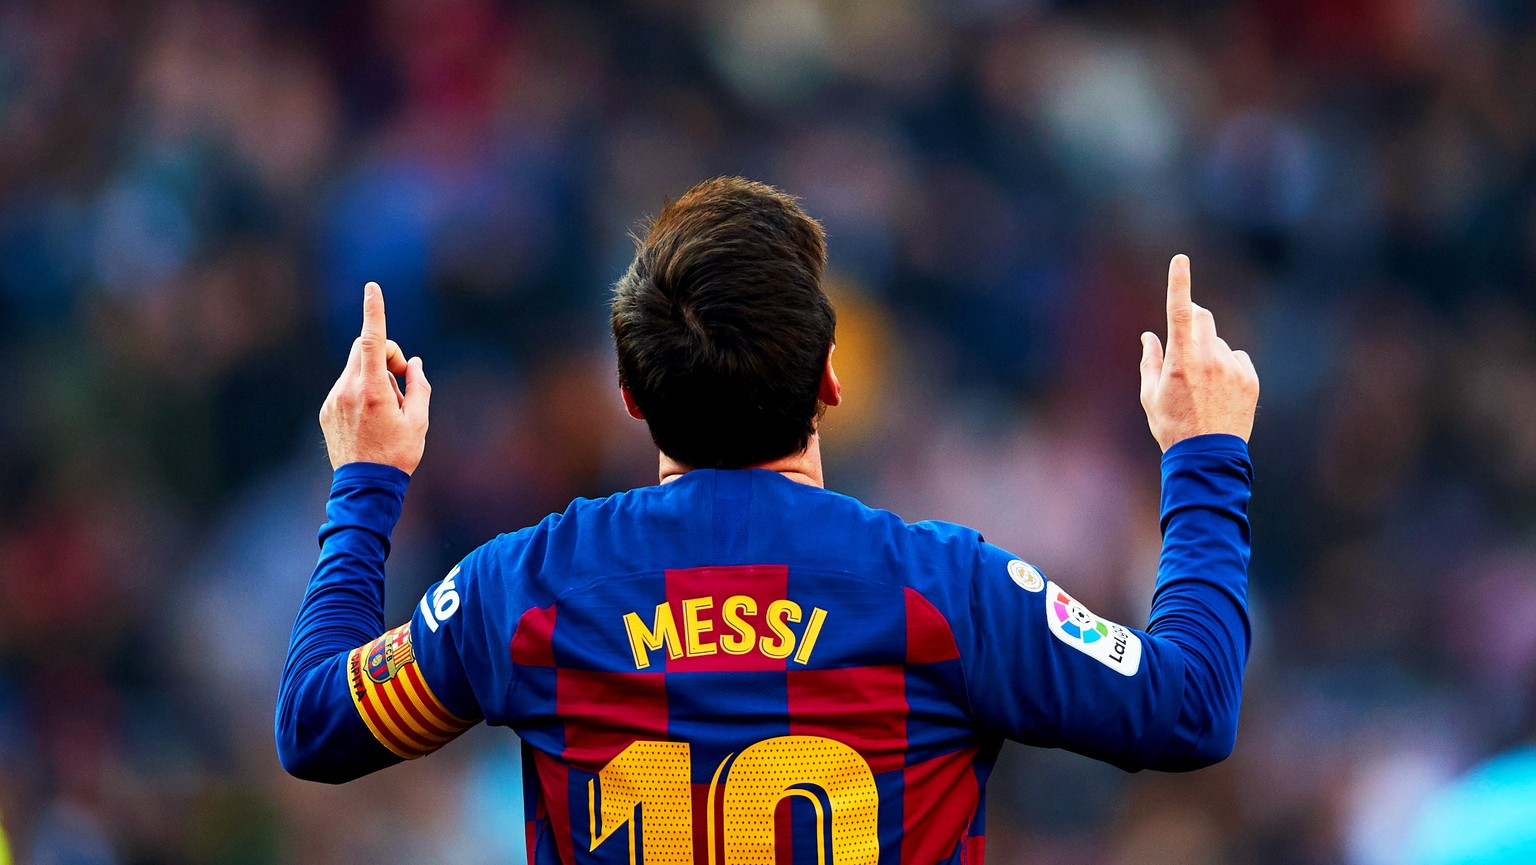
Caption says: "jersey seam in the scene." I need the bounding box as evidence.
[541,563,913,608]
[904,586,978,730]
[955,563,989,729]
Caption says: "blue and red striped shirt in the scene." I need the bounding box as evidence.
[277,434,1253,864]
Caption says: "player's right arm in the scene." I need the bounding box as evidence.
[274,282,490,782]
[274,467,488,782]
[945,255,1260,771]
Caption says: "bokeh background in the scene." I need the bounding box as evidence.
[4,0,1536,863]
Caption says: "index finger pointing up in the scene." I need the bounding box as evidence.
[1166,254,1193,349]
[359,281,387,370]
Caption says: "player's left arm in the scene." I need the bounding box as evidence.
[946,257,1256,772]
[274,282,482,782]
[953,434,1252,773]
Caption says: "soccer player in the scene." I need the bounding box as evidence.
[276,178,1258,864]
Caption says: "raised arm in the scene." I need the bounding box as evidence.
[948,255,1259,771]
[1133,254,1260,767]
[275,284,476,783]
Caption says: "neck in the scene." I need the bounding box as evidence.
[658,434,826,488]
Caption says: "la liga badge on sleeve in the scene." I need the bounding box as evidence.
[1044,581,1143,676]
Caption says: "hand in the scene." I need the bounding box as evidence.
[320,282,432,474]
[1138,255,1259,452]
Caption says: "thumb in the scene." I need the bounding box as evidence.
[403,356,431,423]
[1139,332,1163,399]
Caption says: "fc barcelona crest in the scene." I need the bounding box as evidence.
[365,624,416,684]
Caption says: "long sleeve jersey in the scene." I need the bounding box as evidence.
[276,434,1254,865]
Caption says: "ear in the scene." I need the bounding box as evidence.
[621,386,645,420]
[819,346,842,407]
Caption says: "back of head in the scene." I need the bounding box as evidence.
[611,177,836,469]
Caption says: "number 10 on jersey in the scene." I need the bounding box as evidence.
[587,735,879,865]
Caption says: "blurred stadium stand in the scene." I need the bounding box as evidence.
[3,0,1536,863]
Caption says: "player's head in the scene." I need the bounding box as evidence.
[611,177,840,469]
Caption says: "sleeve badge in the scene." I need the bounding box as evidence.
[1044,581,1143,676]
[347,623,474,758]
[1007,559,1045,592]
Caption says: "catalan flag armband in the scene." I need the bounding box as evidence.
[346,623,474,758]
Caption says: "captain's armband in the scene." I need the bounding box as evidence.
[346,624,475,758]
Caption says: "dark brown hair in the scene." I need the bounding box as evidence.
[611,177,836,468]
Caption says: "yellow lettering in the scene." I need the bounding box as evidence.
[760,600,801,659]
[590,736,879,865]
[624,597,830,667]
[682,596,718,657]
[719,595,757,655]
[716,736,879,865]
[793,607,828,665]
[588,740,692,865]
[624,604,683,670]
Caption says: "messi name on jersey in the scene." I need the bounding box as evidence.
[622,594,829,669]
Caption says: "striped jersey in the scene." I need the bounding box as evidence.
[277,434,1254,865]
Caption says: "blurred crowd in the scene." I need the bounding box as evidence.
[4,0,1536,863]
